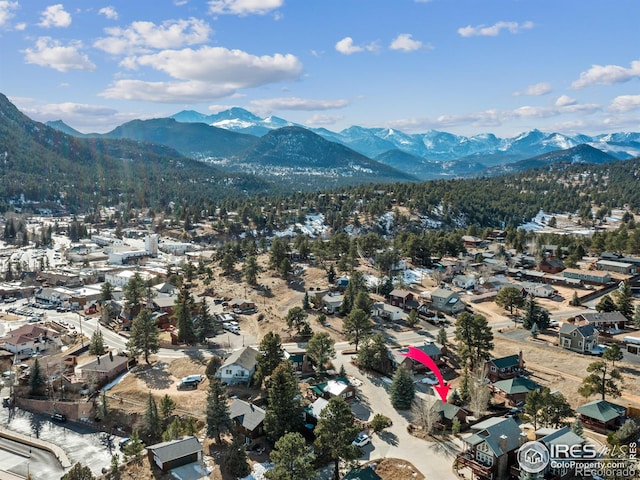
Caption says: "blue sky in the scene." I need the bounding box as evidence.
[1,0,640,136]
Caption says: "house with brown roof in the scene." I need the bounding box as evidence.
[215,346,258,385]
[0,324,62,356]
[388,289,417,309]
[575,311,629,330]
[74,352,129,384]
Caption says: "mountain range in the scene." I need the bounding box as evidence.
[46,106,640,180]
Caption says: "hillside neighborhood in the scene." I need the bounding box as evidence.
[0,208,638,480]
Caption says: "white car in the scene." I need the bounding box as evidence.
[417,374,439,385]
[352,432,371,447]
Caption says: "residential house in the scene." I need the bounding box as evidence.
[335,276,349,290]
[215,347,259,385]
[74,352,129,384]
[462,235,485,248]
[558,323,598,354]
[485,353,525,383]
[491,377,541,407]
[455,417,527,480]
[429,288,466,314]
[539,258,565,274]
[388,289,417,309]
[229,399,266,442]
[0,324,61,356]
[343,466,382,480]
[562,268,611,285]
[321,293,344,314]
[521,282,557,298]
[147,436,202,472]
[283,345,312,373]
[433,402,468,430]
[308,377,356,402]
[304,397,329,424]
[371,302,404,321]
[576,399,627,434]
[529,427,586,480]
[230,298,257,314]
[390,342,443,373]
[453,275,477,291]
[575,311,629,331]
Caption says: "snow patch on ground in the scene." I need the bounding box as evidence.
[274,213,329,238]
[240,462,274,480]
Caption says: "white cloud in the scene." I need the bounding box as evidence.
[513,82,552,96]
[335,37,378,55]
[0,1,19,28]
[389,34,423,52]
[38,4,72,28]
[14,22,25,30]
[100,79,238,103]
[98,6,118,20]
[23,37,96,72]
[386,101,600,133]
[100,46,302,103]
[208,0,283,16]
[571,60,640,88]
[458,20,533,37]
[335,37,362,55]
[250,97,349,111]
[124,46,302,85]
[94,18,211,55]
[306,114,344,126]
[555,95,577,106]
[609,95,640,113]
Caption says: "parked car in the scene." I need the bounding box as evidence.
[588,344,607,356]
[352,432,371,447]
[51,413,67,422]
[416,373,439,385]
[182,374,204,384]
[177,379,198,390]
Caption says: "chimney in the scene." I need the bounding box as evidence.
[499,434,508,455]
[520,431,528,446]
[518,350,524,369]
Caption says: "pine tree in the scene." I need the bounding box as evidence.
[222,437,250,477]
[406,309,419,328]
[437,326,448,347]
[307,332,336,373]
[144,393,161,441]
[265,432,316,480]
[206,378,231,443]
[571,418,585,438]
[61,463,96,480]
[634,305,640,329]
[126,308,159,365]
[454,312,494,371]
[89,329,106,356]
[28,358,46,396]
[343,308,373,352]
[122,429,144,462]
[615,281,634,318]
[264,362,303,442]
[389,367,415,410]
[242,255,261,286]
[314,397,360,480]
[159,394,176,428]
[173,287,197,344]
[255,332,284,386]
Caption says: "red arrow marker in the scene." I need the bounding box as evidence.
[401,346,450,402]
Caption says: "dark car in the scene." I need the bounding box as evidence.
[51,413,67,422]
[177,379,198,390]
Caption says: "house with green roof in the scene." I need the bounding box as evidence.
[455,417,527,480]
[307,377,356,402]
[576,399,627,434]
[491,377,541,407]
[485,353,525,383]
[342,465,382,480]
[433,401,468,430]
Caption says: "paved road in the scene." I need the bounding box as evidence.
[317,336,462,479]
[0,436,64,480]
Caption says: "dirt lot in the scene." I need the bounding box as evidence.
[366,458,425,480]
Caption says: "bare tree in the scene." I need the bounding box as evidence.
[468,366,491,418]
[413,397,439,435]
